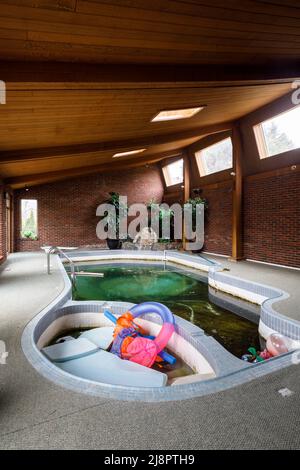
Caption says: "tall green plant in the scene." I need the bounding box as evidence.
[102,191,128,239]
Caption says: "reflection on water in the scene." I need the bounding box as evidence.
[69,263,260,358]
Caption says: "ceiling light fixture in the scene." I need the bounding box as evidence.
[151,106,205,122]
[112,149,146,158]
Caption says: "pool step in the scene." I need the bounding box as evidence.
[74,271,104,277]
[80,327,114,350]
[42,337,98,363]
[42,329,167,387]
[56,349,168,387]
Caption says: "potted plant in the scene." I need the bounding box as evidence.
[22,230,38,240]
[184,195,207,252]
[102,192,128,250]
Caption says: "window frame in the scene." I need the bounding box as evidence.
[20,198,38,240]
[253,105,300,159]
[195,137,233,177]
[162,158,184,187]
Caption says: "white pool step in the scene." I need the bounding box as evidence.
[80,327,114,350]
[42,330,167,387]
[56,350,167,388]
[74,272,104,277]
[42,337,98,363]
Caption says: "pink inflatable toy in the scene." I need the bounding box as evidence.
[266,333,289,357]
[110,302,175,368]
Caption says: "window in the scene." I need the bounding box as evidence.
[21,199,38,239]
[162,159,183,186]
[254,106,300,158]
[195,137,233,176]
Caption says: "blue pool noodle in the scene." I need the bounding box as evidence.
[104,310,176,365]
[104,310,117,324]
[157,350,176,365]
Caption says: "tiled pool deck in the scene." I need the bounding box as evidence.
[0,252,299,449]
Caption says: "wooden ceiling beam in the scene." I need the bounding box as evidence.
[4,149,184,189]
[0,122,232,164]
[2,61,300,89]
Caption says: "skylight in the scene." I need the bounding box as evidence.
[152,107,205,122]
[254,106,300,158]
[112,149,146,158]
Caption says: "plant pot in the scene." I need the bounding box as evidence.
[107,238,122,250]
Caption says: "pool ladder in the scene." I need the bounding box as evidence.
[46,246,104,288]
[46,246,77,287]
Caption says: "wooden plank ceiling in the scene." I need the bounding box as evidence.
[0,0,300,64]
[0,0,299,188]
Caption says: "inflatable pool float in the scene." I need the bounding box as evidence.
[106,302,176,367]
[41,302,176,388]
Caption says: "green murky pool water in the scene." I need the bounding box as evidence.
[69,263,260,358]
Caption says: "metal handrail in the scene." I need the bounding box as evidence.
[47,246,77,287]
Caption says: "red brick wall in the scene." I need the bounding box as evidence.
[244,170,300,268]
[201,183,233,256]
[14,165,164,251]
[162,183,232,255]
[0,184,7,264]
[12,162,300,267]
